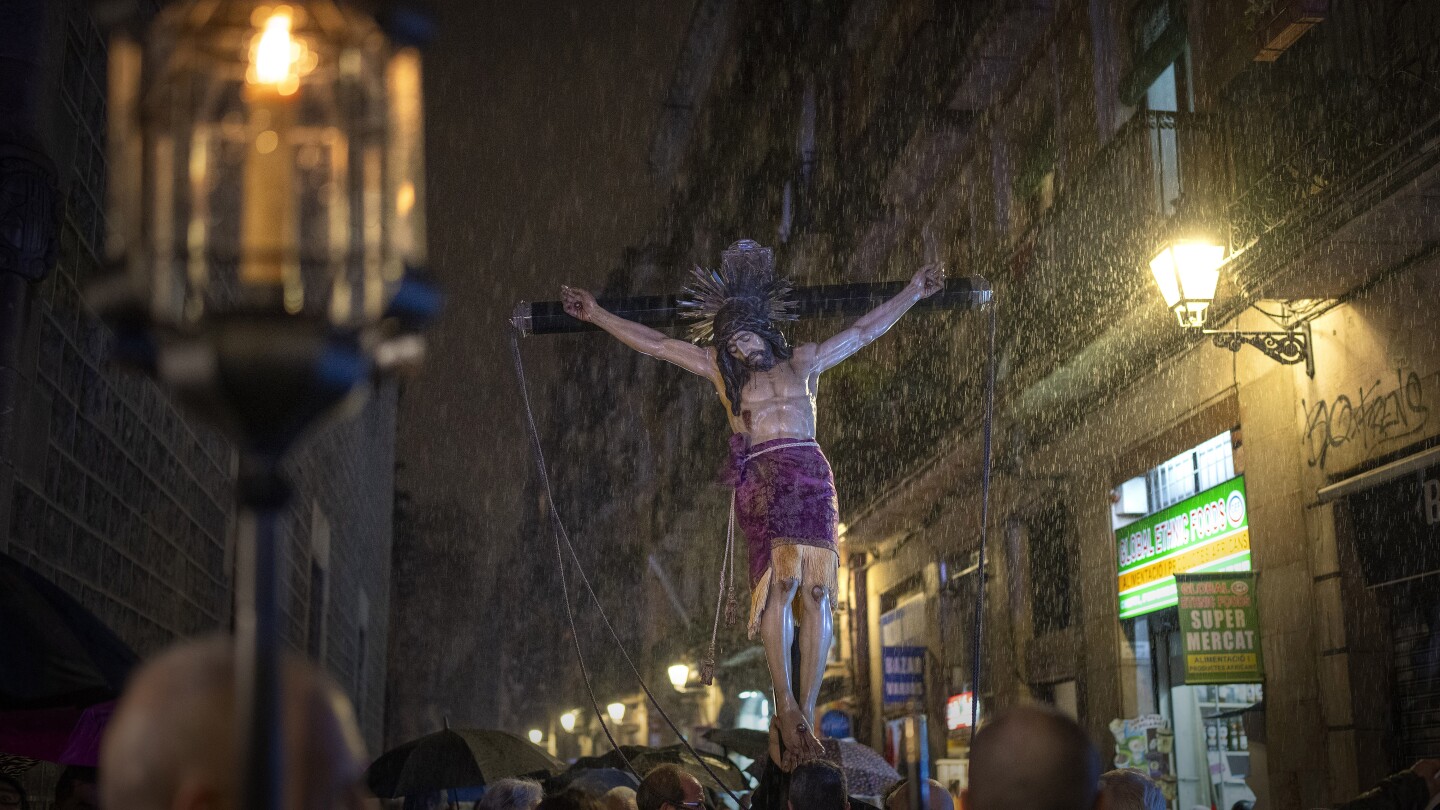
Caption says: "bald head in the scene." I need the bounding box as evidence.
[964,706,1101,810]
[100,637,368,810]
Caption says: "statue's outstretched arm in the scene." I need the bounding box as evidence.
[809,263,945,373]
[560,285,716,377]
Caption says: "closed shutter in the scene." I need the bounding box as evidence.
[1391,591,1440,763]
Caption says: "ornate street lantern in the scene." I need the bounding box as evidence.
[1147,230,1315,376]
[94,3,438,808]
[606,702,626,723]
[668,662,691,690]
[1148,235,1224,328]
[560,710,578,733]
[99,0,436,457]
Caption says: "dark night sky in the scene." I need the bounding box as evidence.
[392,0,696,726]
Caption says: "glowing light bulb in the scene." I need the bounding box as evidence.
[560,711,578,733]
[248,7,311,95]
[528,729,543,744]
[668,663,690,690]
[607,702,626,723]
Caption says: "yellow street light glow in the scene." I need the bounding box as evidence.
[1150,237,1225,328]
[668,663,691,690]
[607,702,626,723]
[560,711,578,733]
[527,728,543,744]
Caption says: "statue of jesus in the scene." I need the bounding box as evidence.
[561,240,943,764]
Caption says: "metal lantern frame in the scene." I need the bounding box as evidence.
[1148,228,1314,377]
[91,2,439,808]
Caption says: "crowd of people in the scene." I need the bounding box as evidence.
[3,638,1438,810]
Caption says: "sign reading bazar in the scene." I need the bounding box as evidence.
[882,646,926,705]
[1116,475,1251,619]
[1175,572,1263,684]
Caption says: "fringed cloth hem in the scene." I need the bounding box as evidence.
[747,541,840,640]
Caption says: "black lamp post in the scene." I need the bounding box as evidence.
[91,2,439,807]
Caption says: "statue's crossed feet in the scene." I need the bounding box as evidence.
[777,706,826,770]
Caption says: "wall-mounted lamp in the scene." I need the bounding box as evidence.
[1149,233,1314,377]
[606,702,626,723]
[559,710,578,733]
[528,729,544,745]
[668,662,692,690]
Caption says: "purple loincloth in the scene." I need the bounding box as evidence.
[727,434,840,590]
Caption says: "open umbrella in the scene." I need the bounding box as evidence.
[365,728,564,798]
[702,727,767,760]
[545,766,639,797]
[834,739,901,797]
[0,553,138,710]
[732,733,899,797]
[573,744,747,791]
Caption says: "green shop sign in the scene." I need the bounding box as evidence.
[1175,572,1263,684]
[1116,475,1251,619]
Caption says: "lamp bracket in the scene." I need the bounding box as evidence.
[1203,323,1314,377]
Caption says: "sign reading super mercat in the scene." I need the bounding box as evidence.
[1176,572,1263,684]
[1116,475,1250,619]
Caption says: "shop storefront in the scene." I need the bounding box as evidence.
[1111,432,1264,810]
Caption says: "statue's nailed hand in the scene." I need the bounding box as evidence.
[911,263,945,299]
[560,285,598,322]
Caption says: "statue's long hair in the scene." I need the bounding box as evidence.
[713,301,793,415]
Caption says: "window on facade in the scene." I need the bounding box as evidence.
[1013,114,1057,231]
[1029,504,1073,635]
[1148,430,1235,511]
[1144,62,1184,216]
[356,590,370,717]
[1111,431,1236,529]
[306,560,327,659]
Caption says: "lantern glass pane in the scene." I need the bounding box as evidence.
[1171,241,1223,301]
[110,0,414,330]
[1149,246,1182,308]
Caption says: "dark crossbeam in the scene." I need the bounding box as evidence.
[511,276,992,336]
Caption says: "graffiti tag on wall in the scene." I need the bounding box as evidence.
[1302,369,1432,469]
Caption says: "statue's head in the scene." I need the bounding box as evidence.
[679,240,796,415]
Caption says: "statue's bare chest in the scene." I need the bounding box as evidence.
[740,363,814,405]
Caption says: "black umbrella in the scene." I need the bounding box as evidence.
[573,744,747,791]
[365,728,564,798]
[0,553,139,710]
[545,766,639,796]
[702,727,767,760]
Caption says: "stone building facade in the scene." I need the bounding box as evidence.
[0,0,396,749]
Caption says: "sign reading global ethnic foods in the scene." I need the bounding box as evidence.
[1175,572,1263,684]
[1116,475,1250,619]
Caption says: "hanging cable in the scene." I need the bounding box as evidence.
[510,331,742,803]
[970,302,998,730]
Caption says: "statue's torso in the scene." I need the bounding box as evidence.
[723,350,818,444]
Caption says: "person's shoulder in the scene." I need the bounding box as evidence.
[792,343,820,363]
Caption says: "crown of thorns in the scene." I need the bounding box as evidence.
[678,240,797,344]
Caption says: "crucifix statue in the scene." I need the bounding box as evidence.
[560,240,943,764]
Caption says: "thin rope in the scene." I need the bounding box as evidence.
[703,495,735,683]
[509,332,633,777]
[970,303,998,731]
[510,331,742,802]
